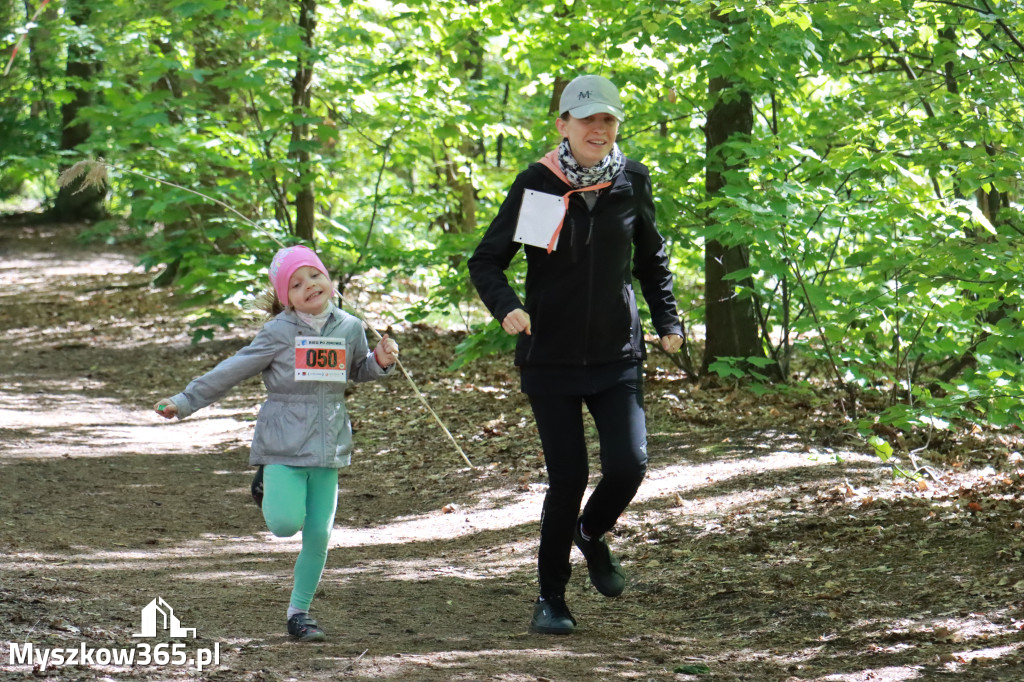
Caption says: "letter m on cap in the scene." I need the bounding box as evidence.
[577,90,592,100]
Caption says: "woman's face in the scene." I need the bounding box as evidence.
[288,265,331,314]
[556,113,620,169]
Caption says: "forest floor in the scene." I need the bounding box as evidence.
[0,218,1022,682]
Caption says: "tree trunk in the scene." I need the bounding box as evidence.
[291,0,317,242]
[51,0,105,221]
[438,7,484,235]
[701,6,767,375]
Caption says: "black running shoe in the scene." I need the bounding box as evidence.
[287,613,326,642]
[574,519,626,597]
[251,465,264,508]
[529,595,577,635]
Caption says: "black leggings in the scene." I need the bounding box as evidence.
[528,372,648,598]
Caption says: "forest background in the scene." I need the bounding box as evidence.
[3,1,1024,679]
[2,0,1023,468]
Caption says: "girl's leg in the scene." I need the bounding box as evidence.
[288,467,339,612]
[262,464,307,538]
[580,370,648,536]
[528,393,589,598]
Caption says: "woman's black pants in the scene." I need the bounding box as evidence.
[527,373,647,598]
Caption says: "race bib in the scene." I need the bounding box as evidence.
[514,189,566,250]
[294,337,347,382]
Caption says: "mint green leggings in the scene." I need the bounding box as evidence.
[261,465,339,612]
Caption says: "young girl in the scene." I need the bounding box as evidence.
[468,75,683,634]
[154,244,399,642]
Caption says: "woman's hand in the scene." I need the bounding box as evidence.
[660,334,683,353]
[374,334,400,368]
[502,309,532,336]
[154,400,178,419]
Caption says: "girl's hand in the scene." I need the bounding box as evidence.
[502,308,532,336]
[660,334,683,353]
[154,400,178,419]
[374,334,400,368]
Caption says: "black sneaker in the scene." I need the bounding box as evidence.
[251,466,264,508]
[287,613,326,642]
[574,520,626,597]
[529,595,577,635]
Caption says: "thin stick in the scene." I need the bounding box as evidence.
[344,295,474,469]
[341,648,369,673]
[60,158,472,469]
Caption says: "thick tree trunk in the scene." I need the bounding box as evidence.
[701,7,767,375]
[51,0,105,221]
[291,0,317,242]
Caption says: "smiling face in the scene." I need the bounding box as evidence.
[556,112,620,169]
[287,265,331,314]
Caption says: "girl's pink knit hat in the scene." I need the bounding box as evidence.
[269,245,332,307]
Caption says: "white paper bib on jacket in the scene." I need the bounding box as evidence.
[294,337,347,382]
[514,189,565,250]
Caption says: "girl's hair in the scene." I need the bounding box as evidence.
[253,285,285,318]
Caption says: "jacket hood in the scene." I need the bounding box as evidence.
[539,150,571,186]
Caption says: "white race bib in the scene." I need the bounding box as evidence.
[513,189,566,250]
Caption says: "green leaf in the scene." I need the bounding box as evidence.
[868,436,893,463]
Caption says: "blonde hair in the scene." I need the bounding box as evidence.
[251,285,285,318]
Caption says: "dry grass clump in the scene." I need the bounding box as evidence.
[57,159,110,194]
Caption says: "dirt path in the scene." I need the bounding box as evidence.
[1,219,1022,681]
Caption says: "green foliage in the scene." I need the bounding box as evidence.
[450,319,516,371]
[3,0,1023,444]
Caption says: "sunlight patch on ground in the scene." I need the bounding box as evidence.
[0,253,141,284]
[357,647,597,678]
[636,449,870,505]
[813,667,922,681]
[952,641,1024,666]
[0,397,252,459]
[1,317,199,348]
[328,491,545,547]
[330,449,871,549]
[0,444,877,586]
[325,543,537,583]
[771,613,1024,680]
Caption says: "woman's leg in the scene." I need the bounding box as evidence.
[528,393,589,598]
[580,370,648,536]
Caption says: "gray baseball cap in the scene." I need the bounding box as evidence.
[558,75,625,122]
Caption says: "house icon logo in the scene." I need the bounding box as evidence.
[132,597,196,638]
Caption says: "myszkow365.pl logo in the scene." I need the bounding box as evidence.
[5,597,221,673]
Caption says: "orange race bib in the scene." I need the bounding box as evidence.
[294,337,347,382]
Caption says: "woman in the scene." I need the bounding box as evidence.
[468,75,683,634]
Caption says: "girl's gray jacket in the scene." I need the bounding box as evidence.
[168,307,394,469]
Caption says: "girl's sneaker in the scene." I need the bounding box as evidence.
[251,466,264,508]
[287,613,326,642]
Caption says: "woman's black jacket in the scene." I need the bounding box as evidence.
[468,157,682,368]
